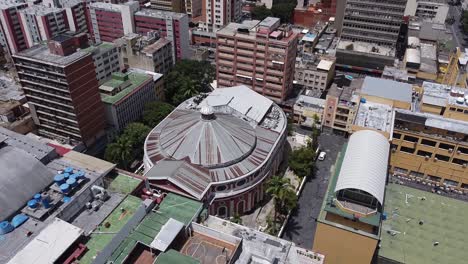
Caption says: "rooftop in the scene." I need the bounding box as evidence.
[79,195,142,264]
[20,5,63,16]
[337,40,395,57]
[153,250,200,264]
[127,68,163,82]
[382,66,410,82]
[7,218,83,264]
[89,1,138,12]
[14,44,90,66]
[0,127,55,162]
[0,73,24,102]
[408,20,452,42]
[142,38,171,55]
[81,42,116,54]
[379,183,468,264]
[0,0,26,9]
[107,173,142,194]
[361,77,413,103]
[354,101,394,134]
[100,72,152,105]
[395,109,468,135]
[135,8,187,19]
[421,81,468,107]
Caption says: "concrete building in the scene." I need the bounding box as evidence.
[143,86,287,217]
[198,0,242,33]
[19,5,69,48]
[134,9,189,61]
[82,42,122,84]
[293,0,337,28]
[13,35,105,146]
[115,33,173,75]
[336,0,407,70]
[127,67,164,100]
[313,129,389,264]
[405,0,449,24]
[294,55,335,96]
[293,93,325,128]
[185,0,202,18]
[88,1,140,43]
[100,72,155,136]
[150,0,184,13]
[216,17,298,103]
[62,0,88,34]
[0,0,28,55]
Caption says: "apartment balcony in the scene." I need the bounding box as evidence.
[347,0,407,9]
[217,52,234,60]
[218,46,234,53]
[236,48,254,56]
[346,5,404,16]
[343,18,400,31]
[15,63,65,77]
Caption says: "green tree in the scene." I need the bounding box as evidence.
[266,176,297,232]
[104,137,133,169]
[252,5,272,21]
[143,101,174,127]
[165,60,215,105]
[289,145,315,178]
[122,122,151,160]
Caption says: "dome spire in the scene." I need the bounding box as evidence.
[200,104,215,120]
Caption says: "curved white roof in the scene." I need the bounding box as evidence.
[335,130,389,205]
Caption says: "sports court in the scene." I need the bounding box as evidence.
[181,232,236,264]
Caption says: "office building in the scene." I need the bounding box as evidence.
[13,35,105,146]
[405,0,449,24]
[293,0,337,27]
[198,0,242,32]
[150,0,184,13]
[19,5,69,48]
[134,9,189,61]
[294,55,335,96]
[62,0,88,33]
[216,17,298,103]
[0,0,28,55]
[88,1,140,43]
[82,42,122,84]
[115,33,173,75]
[185,0,202,18]
[143,86,287,217]
[100,72,155,136]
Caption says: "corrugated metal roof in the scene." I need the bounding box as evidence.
[0,146,54,221]
[334,130,389,205]
[361,77,413,103]
[150,218,184,251]
[7,218,83,264]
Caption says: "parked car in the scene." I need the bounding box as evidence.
[318,151,326,161]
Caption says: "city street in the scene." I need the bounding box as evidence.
[281,132,347,249]
[449,4,466,48]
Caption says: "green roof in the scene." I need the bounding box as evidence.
[100,72,151,105]
[109,193,203,263]
[378,183,468,264]
[108,173,142,194]
[82,42,115,53]
[153,250,200,264]
[79,195,142,264]
[318,143,381,233]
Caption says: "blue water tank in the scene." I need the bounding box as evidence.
[60,183,70,194]
[33,193,41,202]
[27,199,38,209]
[76,170,85,179]
[63,196,71,203]
[64,167,74,174]
[0,221,14,235]
[382,212,388,220]
[66,178,77,188]
[62,173,70,179]
[360,98,367,103]
[54,174,65,185]
[11,214,29,228]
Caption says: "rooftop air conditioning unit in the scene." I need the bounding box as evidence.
[449,148,453,153]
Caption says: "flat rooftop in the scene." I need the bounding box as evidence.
[395,109,468,135]
[79,195,142,264]
[135,8,186,19]
[0,0,26,9]
[361,77,413,103]
[142,38,171,55]
[421,81,468,107]
[354,101,394,134]
[14,44,90,67]
[100,72,152,105]
[180,231,237,264]
[337,40,396,57]
[107,173,142,194]
[0,73,24,102]
[0,127,55,161]
[379,183,468,264]
[20,5,63,16]
[81,42,116,53]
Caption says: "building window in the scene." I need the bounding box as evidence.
[444,179,459,187]
[403,135,418,143]
[417,150,432,157]
[216,185,227,191]
[435,154,450,162]
[427,175,441,182]
[393,167,408,174]
[457,147,468,154]
[217,205,227,217]
[462,183,468,189]
[452,158,467,166]
[400,146,415,154]
[409,171,424,178]
[421,139,436,147]
[393,132,401,139]
[237,200,245,215]
[439,143,455,150]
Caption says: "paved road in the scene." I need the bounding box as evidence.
[281,133,346,249]
[449,5,466,48]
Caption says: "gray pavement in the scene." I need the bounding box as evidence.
[450,5,466,48]
[281,132,346,249]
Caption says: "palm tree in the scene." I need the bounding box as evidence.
[104,137,133,169]
[266,176,295,231]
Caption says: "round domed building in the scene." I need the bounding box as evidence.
[143,86,287,217]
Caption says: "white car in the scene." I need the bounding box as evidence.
[318,151,326,161]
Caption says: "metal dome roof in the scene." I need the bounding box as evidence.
[159,111,256,168]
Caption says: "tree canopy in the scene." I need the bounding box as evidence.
[164,60,215,105]
[266,175,298,234]
[143,101,174,128]
[289,144,315,178]
[252,0,297,24]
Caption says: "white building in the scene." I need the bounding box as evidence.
[405,0,449,24]
[198,0,242,32]
[82,42,122,84]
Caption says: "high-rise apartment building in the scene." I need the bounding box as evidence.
[88,1,139,43]
[82,41,122,84]
[62,0,88,34]
[150,0,184,13]
[19,5,69,48]
[185,0,202,18]
[405,0,449,24]
[0,0,28,55]
[13,35,105,146]
[198,0,241,32]
[134,9,189,61]
[216,17,298,103]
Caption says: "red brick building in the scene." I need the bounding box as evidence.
[293,0,337,28]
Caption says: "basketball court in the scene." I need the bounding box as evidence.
[181,233,236,264]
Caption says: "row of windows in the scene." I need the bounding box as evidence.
[397,146,468,165]
[393,167,468,188]
[393,132,468,154]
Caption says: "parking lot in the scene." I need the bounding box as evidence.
[282,132,347,249]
